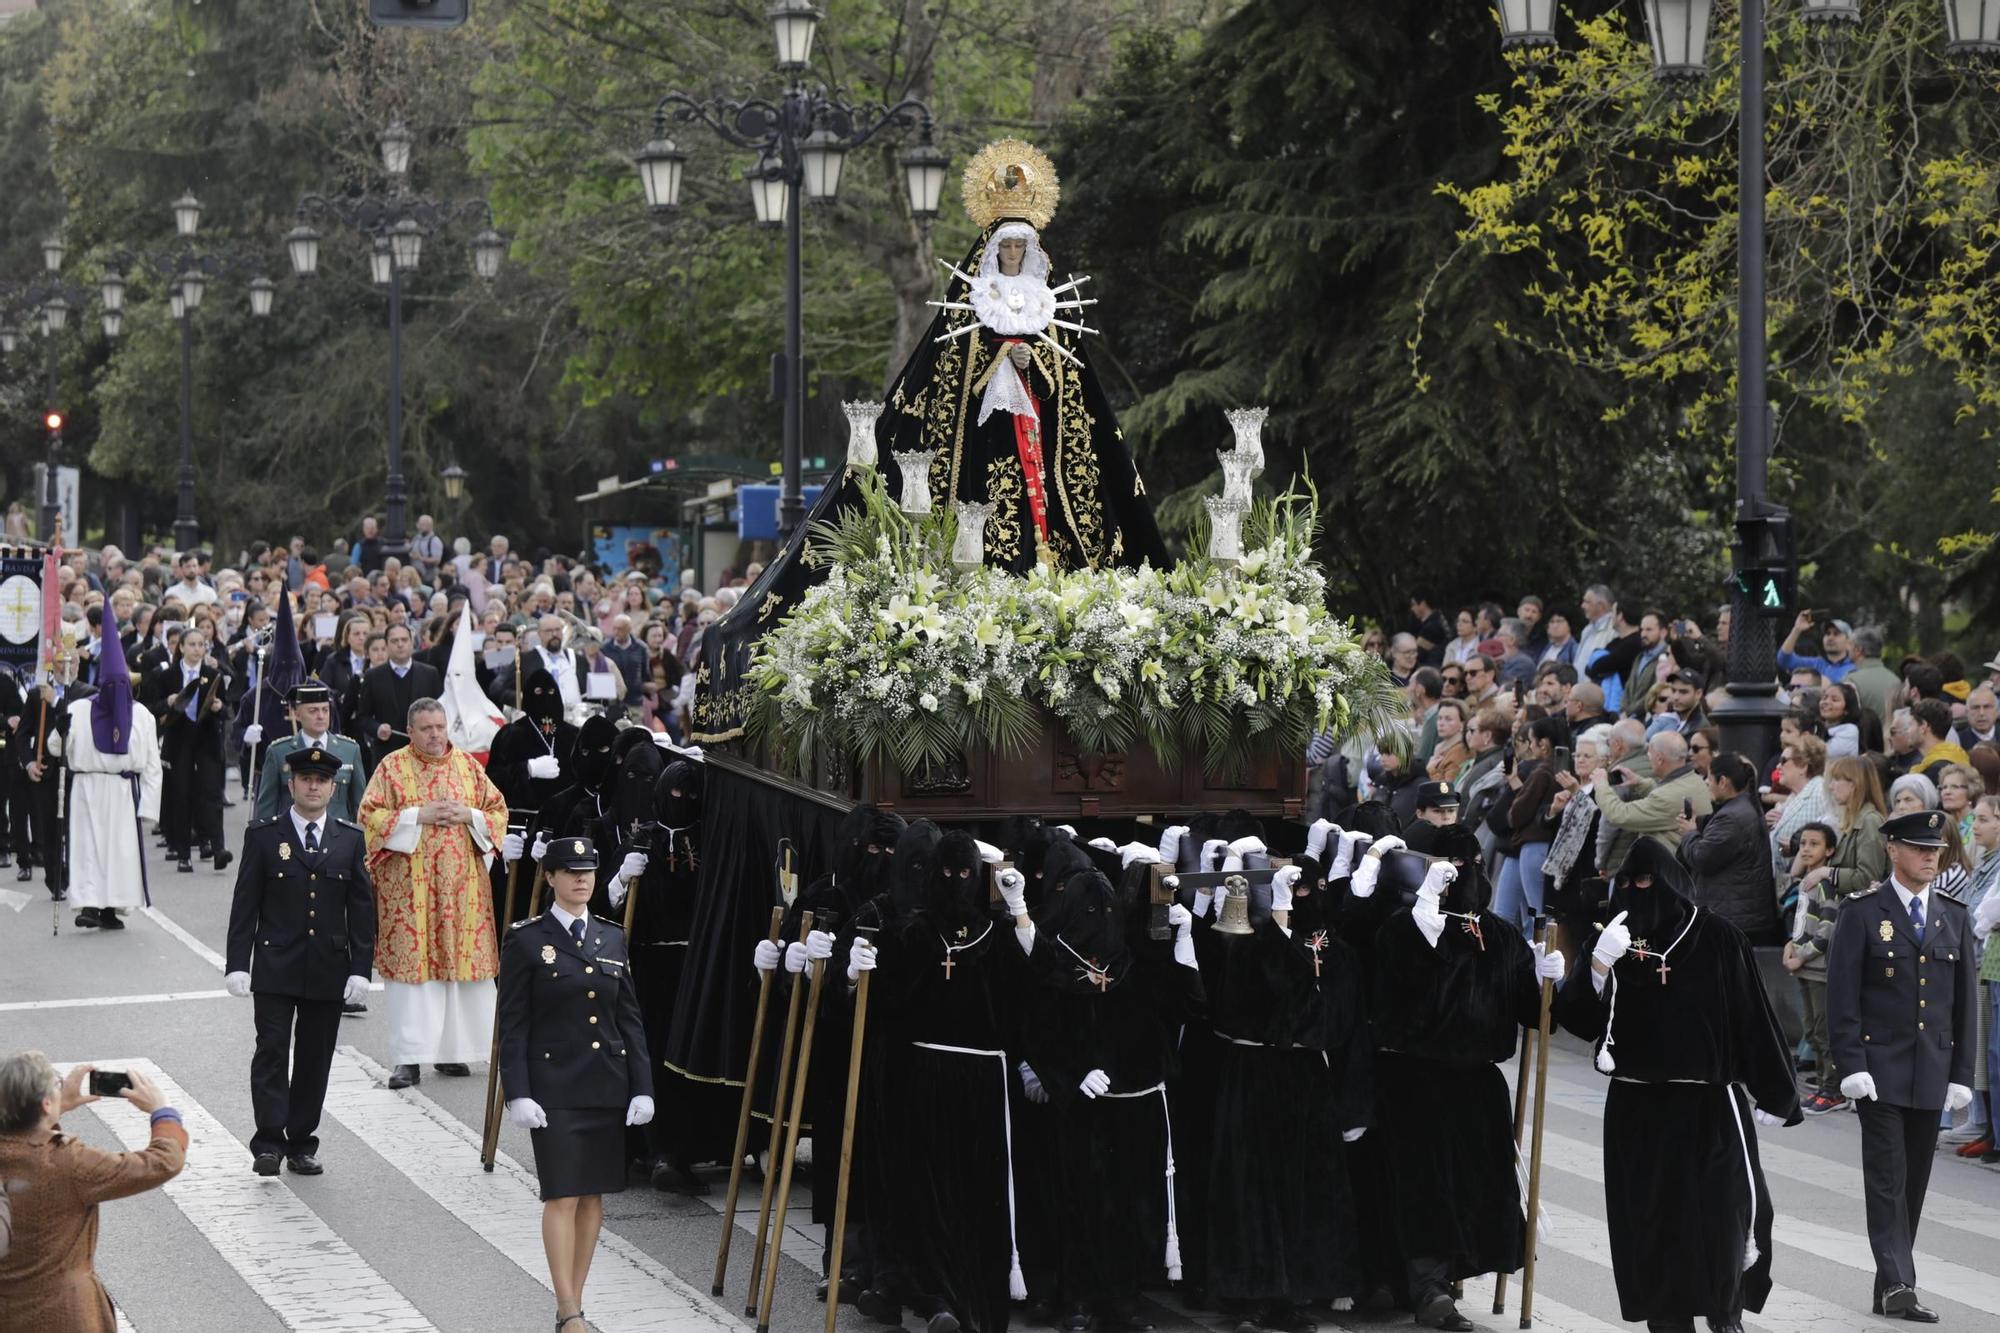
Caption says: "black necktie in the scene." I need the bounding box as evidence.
[569,917,585,945]
[304,821,319,854]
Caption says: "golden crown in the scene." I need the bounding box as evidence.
[961,138,1060,231]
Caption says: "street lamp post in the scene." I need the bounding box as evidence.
[286,122,505,557]
[632,0,949,538]
[1,240,91,544]
[104,195,276,554]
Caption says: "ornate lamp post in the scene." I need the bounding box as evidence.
[632,0,949,538]
[2,236,93,542]
[286,121,504,556]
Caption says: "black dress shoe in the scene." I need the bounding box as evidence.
[73,907,101,928]
[434,1062,471,1077]
[17,862,33,881]
[252,1153,281,1176]
[1417,1294,1474,1332]
[213,848,234,871]
[341,1001,368,1015]
[927,1314,961,1333]
[387,1064,421,1089]
[1880,1287,1939,1323]
[650,1158,709,1195]
[49,887,66,901]
[1060,1307,1090,1333]
[854,1289,902,1327]
[1707,1322,1744,1333]
[99,909,124,930]
[177,857,193,874]
[286,1154,324,1175]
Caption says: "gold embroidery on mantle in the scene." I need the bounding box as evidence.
[984,457,1026,566]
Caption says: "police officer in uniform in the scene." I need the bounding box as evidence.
[497,836,654,1333]
[1827,808,1978,1323]
[250,681,364,826]
[223,746,375,1177]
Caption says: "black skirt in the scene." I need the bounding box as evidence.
[531,1106,628,1201]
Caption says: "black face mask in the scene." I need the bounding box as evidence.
[574,716,618,788]
[654,760,702,827]
[890,819,944,918]
[1608,840,1695,940]
[924,831,988,930]
[1043,867,1126,965]
[522,669,563,730]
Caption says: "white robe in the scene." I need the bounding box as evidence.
[64,698,164,910]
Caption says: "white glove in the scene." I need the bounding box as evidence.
[996,867,1027,918]
[224,971,251,998]
[1329,830,1369,881]
[1200,838,1229,871]
[1271,865,1301,914]
[804,929,836,963]
[753,939,783,972]
[1839,1072,1878,1102]
[527,755,561,780]
[846,935,877,983]
[1087,836,1117,853]
[618,851,647,882]
[1157,825,1189,863]
[1946,1082,1974,1113]
[1019,1062,1048,1105]
[243,723,263,746]
[531,833,550,862]
[1171,907,1197,968]
[1412,893,1447,949]
[1053,824,1078,840]
[343,975,370,1005]
[1752,1108,1785,1128]
[508,1097,548,1129]
[1222,835,1267,872]
[1369,834,1407,857]
[1079,1069,1111,1099]
[1342,1127,1366,1143]
[501,831,525,863]
[626,1095,655,1127]
[1305,818,1339,860]
[1417,860,1455,902]
[784,941,810,973]
[1532,943,1566,982]
[974,839,1006,864]
[1118,842,1161,868]
[1593,911,1632,969]
[608,876,629,910]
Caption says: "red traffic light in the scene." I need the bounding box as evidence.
[43,412,62,433]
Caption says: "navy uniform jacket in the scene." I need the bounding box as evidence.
[1826,880,1977,1110]
[225,814,376,1001]
[498,911,653,1110]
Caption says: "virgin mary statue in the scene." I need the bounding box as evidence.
[876,139,1166,573]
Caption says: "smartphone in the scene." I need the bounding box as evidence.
[1553,746,1572,774]
[1682,798,1695,820]
[88,1070,132,1097]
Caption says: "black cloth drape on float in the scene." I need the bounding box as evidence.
[662,761,844,1087]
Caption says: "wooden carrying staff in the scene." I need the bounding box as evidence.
[823,923,877,1333]
[1494,979,1536,1315]
[1517,918,1561,1330]
[478,814,537,1171]
[756,917,833,1333]
[713,907,787,1297]
[742,910,816,1314]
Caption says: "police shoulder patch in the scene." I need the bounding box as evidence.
[248,816,283,830]
[335,818,362,830]
[510,917,539,931]
[1849,884,1879,898]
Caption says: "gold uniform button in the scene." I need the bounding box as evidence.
[589,1016,598,1024]
[543,1052,551,1059]
[308,929,316,936]
[587,991,596,999]
[309,873,316,881]
[1920,1000,1927,1008]
[1920,978,1927,986]
[1919,1022,1926,1030]
[309,911,316,919]
[584,966,593,974]
[591,1041,600,1050]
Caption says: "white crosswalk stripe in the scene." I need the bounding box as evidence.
[322,1046,740,1333]
[73,1058,437,1331]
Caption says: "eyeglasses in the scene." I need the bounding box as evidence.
[1466,665,1491,677]
[1690,741,1711,753]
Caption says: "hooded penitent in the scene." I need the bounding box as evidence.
[924,830,990,933]
[91,617,135,755]
[1606,834,1695,945]
[654,758,703,830]
[522,667,564,731]
[1038,864,1131,992]
[572,713,619,789]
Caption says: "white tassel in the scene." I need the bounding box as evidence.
[1743,1236,1760,1270]
[1595,1044,1616,1074]
[1009,1255,1028,1300]
[1164,1226,1182,1282]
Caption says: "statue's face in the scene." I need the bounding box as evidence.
[997,237,1026,276]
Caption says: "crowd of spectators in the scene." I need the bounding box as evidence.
[1323,591,2000,1146]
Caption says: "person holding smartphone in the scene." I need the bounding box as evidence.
[0,1052,187,1330]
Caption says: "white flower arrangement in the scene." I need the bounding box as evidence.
[744,470,1402,778]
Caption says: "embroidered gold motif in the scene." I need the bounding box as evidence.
[984,456,1027,565]
[757,593,786,623]
[541,944,557,964]
[278,842,292,861]
[1879,919,1895,942]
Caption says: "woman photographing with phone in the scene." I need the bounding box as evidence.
[0,1054,187,1329]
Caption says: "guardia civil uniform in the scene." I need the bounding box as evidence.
[253,681,364,825]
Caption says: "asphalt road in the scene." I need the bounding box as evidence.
[4,795,2000,1333]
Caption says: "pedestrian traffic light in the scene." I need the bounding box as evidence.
[368,0,468,29]
[1732,506,1795,619]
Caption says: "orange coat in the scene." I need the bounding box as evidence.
[0,1118,187,1331]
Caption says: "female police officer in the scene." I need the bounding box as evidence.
[498,835,654,1332]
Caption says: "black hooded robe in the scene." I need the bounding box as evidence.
[1200,909,1371,1310]
[865,833,1029,1333]
[1552,841,1802,1324]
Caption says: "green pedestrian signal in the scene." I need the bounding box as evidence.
[1762,579,1782,610]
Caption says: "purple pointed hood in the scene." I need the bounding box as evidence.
[92,631,134,755]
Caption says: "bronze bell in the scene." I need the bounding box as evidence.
[1212,877,1255,936]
